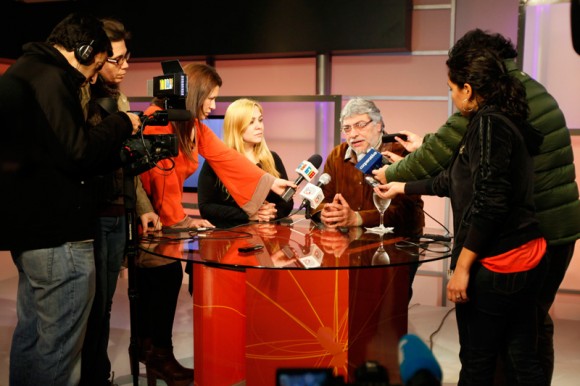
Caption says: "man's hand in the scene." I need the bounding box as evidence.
[125,112,142,135]
[318,228,350,257]
[394,130,423,152]
[381,151,404,165]
[320,194,358,228]
[378,129,424,168]
[140,211,162,233]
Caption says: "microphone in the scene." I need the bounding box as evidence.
[298,173,331,210]
[398,334,442,386]
[383,133,408,143]
[143,109,192,126]
[281,154,322,202]
[355,148,385,174]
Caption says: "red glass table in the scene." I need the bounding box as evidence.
[138,218,451,385]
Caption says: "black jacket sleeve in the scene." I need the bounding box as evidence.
[197,160,250,228]
[269,151,294,219]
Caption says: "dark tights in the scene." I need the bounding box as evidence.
[136,261,183,348]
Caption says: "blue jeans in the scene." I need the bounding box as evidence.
[10,242,96,386]
[456,257,547,386]
[80,216,126,385]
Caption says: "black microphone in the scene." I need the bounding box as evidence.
[143,109,192,126]
[298,172,331,210]
[382,133,408,143]
[281,154,323,202]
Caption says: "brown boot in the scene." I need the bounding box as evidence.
[146,346,194,386]
[128,337,152,365]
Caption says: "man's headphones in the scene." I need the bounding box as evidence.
[74,40,95,65]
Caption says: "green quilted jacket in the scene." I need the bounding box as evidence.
[385,59,580,246]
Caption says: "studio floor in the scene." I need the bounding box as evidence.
[1,260,579,385]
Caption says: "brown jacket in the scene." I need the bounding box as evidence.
[317,141,424,236]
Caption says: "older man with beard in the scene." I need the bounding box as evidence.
[314,98,424,236]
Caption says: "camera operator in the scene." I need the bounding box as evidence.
[0,12,140,386]
[80,18,161,386]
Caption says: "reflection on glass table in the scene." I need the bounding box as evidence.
[137,219,451,270]
[371,232,390,266]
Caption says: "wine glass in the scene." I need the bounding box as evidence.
[372,192,391,232]
[371,233,390,265]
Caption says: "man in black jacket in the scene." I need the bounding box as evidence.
[0,12,140,386]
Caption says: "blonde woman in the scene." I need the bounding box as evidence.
[198,98,294,228]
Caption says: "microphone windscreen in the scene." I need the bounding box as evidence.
[398,334,442,386]
[167,109,192,121]
[307,154,323,169]
[318,173,331,186]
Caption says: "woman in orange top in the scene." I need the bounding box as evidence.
[137,63,294,386]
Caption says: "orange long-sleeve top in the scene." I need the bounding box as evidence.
[139,105,275,227]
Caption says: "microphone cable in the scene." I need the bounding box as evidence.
[141,229,253,244]
[428,306,456,351]
[392,203,452,257]
[418,204,452,240]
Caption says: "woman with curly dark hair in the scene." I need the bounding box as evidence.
[375,36,547,385]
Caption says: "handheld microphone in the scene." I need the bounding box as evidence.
[281,154,322,202]
[355,148,385,174]
[398,334,442,386]
[298,173,331,210]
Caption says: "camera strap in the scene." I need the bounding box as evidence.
[96,97,119,115]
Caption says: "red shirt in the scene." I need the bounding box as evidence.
[481,237,546,273]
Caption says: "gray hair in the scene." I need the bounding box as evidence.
[340,98,384,128]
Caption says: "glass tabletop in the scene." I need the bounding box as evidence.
[137,218,451,270]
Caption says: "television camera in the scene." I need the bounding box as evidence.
[121,60,189,176]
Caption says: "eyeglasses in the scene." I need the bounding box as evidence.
[341,120,374,134]
[106,52,131,66]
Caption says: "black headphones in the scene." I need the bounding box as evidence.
[74,40,95,65]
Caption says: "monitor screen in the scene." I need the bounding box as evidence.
[184,115,225,191]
